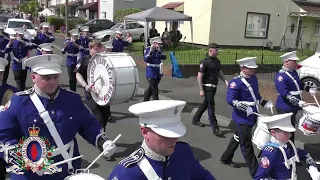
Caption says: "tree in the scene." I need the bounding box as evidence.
[19,1,41,17]
[114,8,142,23]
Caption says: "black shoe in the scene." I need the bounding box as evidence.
[213,128,224,137]
[192,121,205,127]
[221,160,241,168]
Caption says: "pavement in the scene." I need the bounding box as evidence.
[3,34,316,179]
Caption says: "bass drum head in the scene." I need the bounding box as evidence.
[64,173,105,180]
[87,53,116,106]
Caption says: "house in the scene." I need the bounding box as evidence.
[156,0,320,50]
[99,0,156,22]
[1,0,19,12]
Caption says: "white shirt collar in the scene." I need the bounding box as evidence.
[270,136,287,148]
[34,85,60,100]
[141,140,167,162]
[240,71,250,78]
[282,66,294,72]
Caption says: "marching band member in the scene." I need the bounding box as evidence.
[75,40,113,133]
[61,29,82,92]
[108,100,216,180]
[0,57,18,180]
[0,54,117,180]
[143,36,166,101]
[220,57,273,178]
[4,27,34,91]
[274,51,316,142]
[38,43,53,55]
[79,26,92,59]
[32,22,55,55]
[0,23,11,84]
[112,30,129,52]
[254,113,320,180]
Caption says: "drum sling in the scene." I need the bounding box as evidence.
[137,157,162,180]
[29,93,74,172]
[284,71,302,100]
[240,77,259,112]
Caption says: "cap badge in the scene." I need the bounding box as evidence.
[174,106,178,115]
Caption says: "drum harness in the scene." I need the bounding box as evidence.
[264,140,300,180]
[29,93,75,173]
[283,71,302,100]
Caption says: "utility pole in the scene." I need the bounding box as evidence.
[65,0,68,34]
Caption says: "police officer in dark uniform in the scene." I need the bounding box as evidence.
[274,51,316,143]
[220,57,273,178]
[75,40,113,132]
[112,30,129,52]
[193,43,228,137]
[143,36,166,101]
[0,23,11,84]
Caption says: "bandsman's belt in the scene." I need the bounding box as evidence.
[12,56,27,63]
[67,54,78,57]
[146,63,160,67]
[51,140,74,157]
[240,101,257,106]
[289,91,301,95]
[203,84,217,88]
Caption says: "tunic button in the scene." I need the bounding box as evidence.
[168,178,171,180]
[70,117,72,120]
[51,111,55,114]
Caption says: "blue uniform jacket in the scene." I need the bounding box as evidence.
[275,69,305,112]
[61,39,81,67]
[32,32,55,55]
[0,33,11,61]
[108,141,215,180]
[112,38,129,52]
[254,141,310,179]
[4,39,33,71]
[79,35,91,59]
[144,47,166,79]
[0,87,105,180]
[226,74,262,125]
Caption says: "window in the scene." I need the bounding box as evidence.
[245,12,270,39]
[8,21,34,29]
[314,20,320,35]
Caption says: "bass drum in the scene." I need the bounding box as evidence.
[64,173,105,180]
[87,52,139,106]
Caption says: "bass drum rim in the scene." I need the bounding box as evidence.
[64,172,105,180]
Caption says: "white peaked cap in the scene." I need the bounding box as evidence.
[40,22,50,28]
[102,41,113,49]
[24,54,63,75]
[69,29,79,36]
[128,100,187,138]
[80,26,89,31]
[259,113,295,132]
[280,51,299,62]
[236,57,258,69]
[39,43,53,52]
[0,57,8,71]
[14,27,25,35]
[114,29,123,34]
[150,36,162,44]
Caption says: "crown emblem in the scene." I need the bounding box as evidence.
[28,124,40,137]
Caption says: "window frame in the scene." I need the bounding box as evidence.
[244,12,270,39]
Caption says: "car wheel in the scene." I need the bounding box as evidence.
[140,33,144,41]
[102,35,111,42]
[302,77,320,88]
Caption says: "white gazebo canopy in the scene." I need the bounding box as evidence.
[124,6,193,48]
[39,8,55,16]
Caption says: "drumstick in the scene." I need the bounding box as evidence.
[270,107,274,115]
[51,155,83,167]
[84,134,121,172]
[312,95,320,108]
[253,112,267,117]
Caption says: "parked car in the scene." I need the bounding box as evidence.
[0,14,13,26]
[93,21,147,42]
[296,52,320,88]
[75,19,114,33]
[4,18,36,38]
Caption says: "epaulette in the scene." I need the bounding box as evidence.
[60,87,78,94]
[233,75,243,79]
[263,145,277,153]
[15,88,34,96]
[119,147,144,168]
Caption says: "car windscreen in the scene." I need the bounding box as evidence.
[110,23,122,30]
[7,21,34,29]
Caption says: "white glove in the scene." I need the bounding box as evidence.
[102,140,116,157]
[264,100,273,110]
[0,105,4,111]
[35,169,45,176]
[310,87,317,96]
[298,100,307,108]
[308,166,320,180]
[246,107,253,116]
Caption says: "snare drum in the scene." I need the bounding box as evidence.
[252,121,271,150]
[298,112,320,135]
[303,105,320,115]
[64,173,105,180]
[87,52,139,106]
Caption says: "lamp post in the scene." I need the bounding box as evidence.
[65,0,68,33]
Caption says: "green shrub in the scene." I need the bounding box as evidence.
[47,16,64,30]
[114,8,142,23]
[68,18,87,30]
